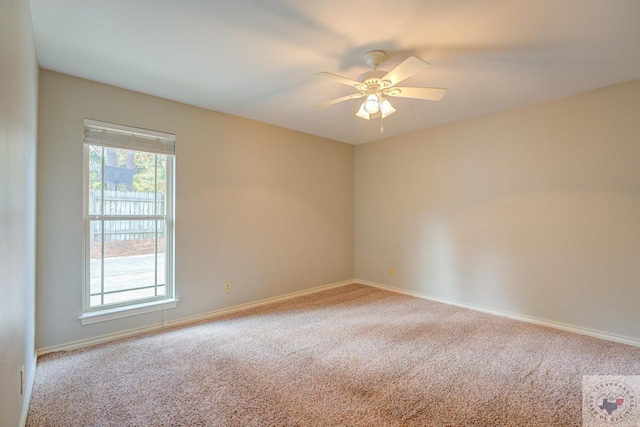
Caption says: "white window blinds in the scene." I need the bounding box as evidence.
[83,119,175,155]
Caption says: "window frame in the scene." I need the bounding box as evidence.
[80,119,177,325]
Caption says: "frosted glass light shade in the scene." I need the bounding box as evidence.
[364,94,380,114]
[380,99,396,118]
[355,103,371,120]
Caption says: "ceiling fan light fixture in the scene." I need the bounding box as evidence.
[317,50,447,130]
[364,94,380,114]
[380,98,396,118]
[355,102,371,120]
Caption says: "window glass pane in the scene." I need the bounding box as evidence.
[156,221,166,288]
[90,147,163,216]
[90,295,102,307]
[89,220,103,307]
[104,148,132,193]
[155,155,167,215]
[88,146,103,215]
[104,288,158,305]
[129,150,165,216]
[94,220,164,307]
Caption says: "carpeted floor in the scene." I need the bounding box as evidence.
[27,284,640,426]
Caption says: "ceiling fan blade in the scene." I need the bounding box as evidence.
[315,72,365,89]
[317,92,365,108]
[386,87,447,101]
[380,56,430,87]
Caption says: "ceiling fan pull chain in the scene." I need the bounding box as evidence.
[380,115,384,133]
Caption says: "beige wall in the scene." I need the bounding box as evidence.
[33,66,640,351]
[37,70,354,349]
[355,79,640,342]
[0,0,39,425]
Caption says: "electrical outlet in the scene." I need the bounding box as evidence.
[389,267,395,276]
[224,282,232,292]
[20,365,24,395]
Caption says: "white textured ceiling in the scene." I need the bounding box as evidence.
[30,0,640,145]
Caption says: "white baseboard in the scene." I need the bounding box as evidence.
[166,280,353,328]
[38,278,638,356]
[37,279,355,355]
[37,323,166,356]
[356,279,640,348]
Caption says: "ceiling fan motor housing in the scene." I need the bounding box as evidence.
[358,70,387,85]
[358,70,395,100]
[362,50,387,69]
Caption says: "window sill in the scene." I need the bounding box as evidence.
[79,298,179,325]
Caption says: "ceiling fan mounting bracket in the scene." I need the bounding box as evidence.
[363,50,387,69]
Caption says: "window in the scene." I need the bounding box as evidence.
[80,119,176,324]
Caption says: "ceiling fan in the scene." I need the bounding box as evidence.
[316,50,447,131]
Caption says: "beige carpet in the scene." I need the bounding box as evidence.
[27,284,640,426]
